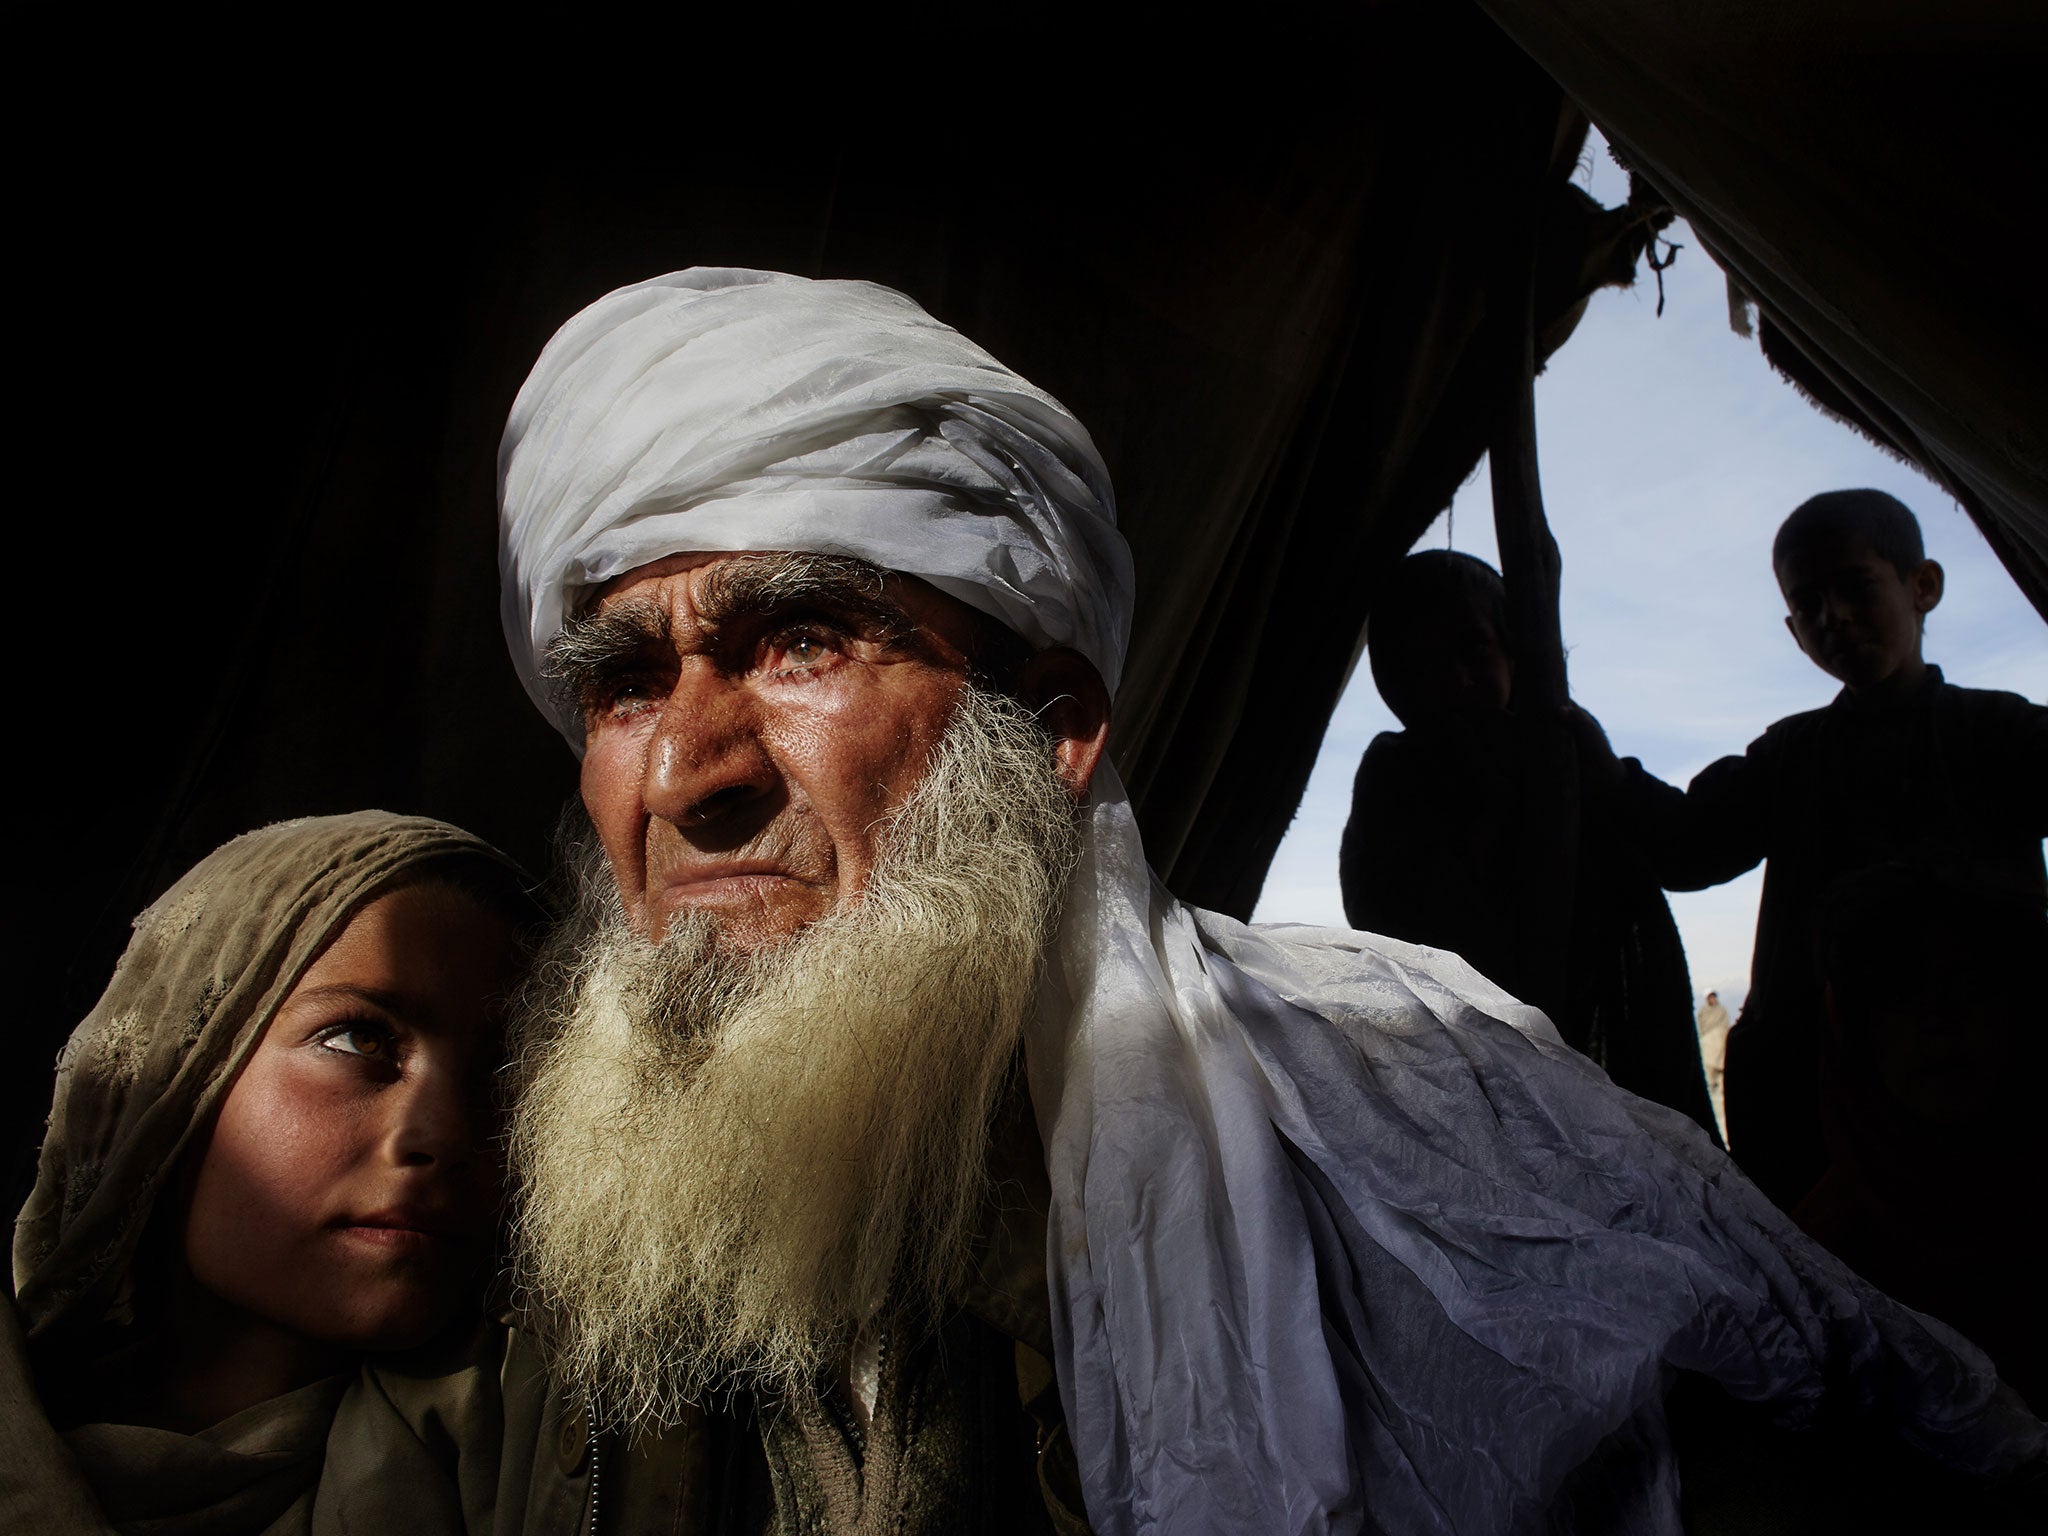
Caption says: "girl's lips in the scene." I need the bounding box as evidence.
[336,1206,485,1242]
[335,1223,472,1257]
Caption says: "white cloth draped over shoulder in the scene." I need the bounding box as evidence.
[499,269,2042,1535]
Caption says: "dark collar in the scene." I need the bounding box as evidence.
[1832,663,1944,714]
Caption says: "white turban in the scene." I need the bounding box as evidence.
[497,271,2040,1534]
[499,267,1133,743]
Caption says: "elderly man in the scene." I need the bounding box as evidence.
[494,271,2039,1535]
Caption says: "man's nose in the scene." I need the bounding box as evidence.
[641,660,778,828]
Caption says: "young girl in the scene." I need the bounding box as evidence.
[3,811,534,1534]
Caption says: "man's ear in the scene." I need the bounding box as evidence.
[1013,648,1112,802]
[1911,558,1944,617]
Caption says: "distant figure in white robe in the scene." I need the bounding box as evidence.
[1698,990,1733,1140]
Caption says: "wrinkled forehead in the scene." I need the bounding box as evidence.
[582,549,1029,666]
[585,551,728,611]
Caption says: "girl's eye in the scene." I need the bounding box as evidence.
[318,1021,397,1061]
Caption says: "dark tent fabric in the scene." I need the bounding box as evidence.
[1478,0,2048,623]
[12,5,1673,1184]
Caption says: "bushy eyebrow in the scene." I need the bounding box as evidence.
[542,599,674,716]
[692,552,918,646]
[539,553,926,717]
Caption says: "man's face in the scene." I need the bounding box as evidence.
[560,552,996,950]
[1776,534,1940,691]
[512,674,1085,1418]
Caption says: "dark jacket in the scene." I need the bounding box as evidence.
[1341,709,1719,1136]
[1611,668,2047,1205]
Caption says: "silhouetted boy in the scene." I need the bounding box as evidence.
[1340,551,1717,1133]
[1603,490,2047,1208]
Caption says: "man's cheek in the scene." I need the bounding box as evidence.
[590,814,653,935]
[582,742,645,849]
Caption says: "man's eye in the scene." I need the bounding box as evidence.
[593,677,666,718]
[765,630,839,675]
[318,1021,398,1061]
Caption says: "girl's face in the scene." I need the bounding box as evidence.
[181,881,519,1354]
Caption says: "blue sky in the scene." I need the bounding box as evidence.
[1251,135,2048,1011]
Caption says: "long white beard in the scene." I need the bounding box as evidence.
[509,685,1080,1428]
